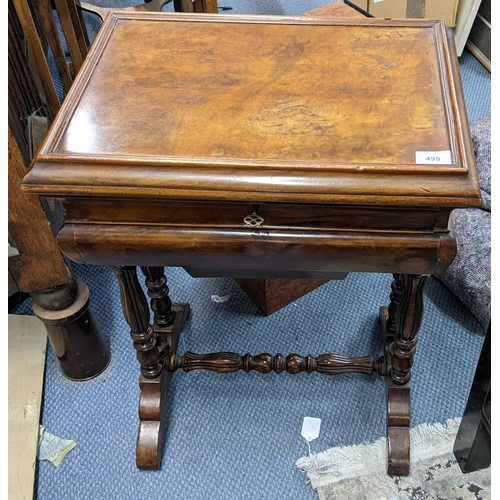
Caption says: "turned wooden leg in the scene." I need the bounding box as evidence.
[381,273,428,476]
[111,265,189,469]
[140,266,175,330]
[111,266,161,379]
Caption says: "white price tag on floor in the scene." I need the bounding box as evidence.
[301,417,322,442]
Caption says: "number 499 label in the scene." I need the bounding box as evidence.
[415,150,452,165]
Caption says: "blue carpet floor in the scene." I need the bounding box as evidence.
[19,267,487,500]
[13,2,490,499]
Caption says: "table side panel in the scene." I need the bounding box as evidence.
[58,195,457,276]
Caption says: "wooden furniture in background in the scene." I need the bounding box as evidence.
[453,0,482,56]
[23,12,481,475]
[9,125,110,380]
[8,0,109,380]
[10,0,90,118]
[79,0,218,21]
[233,278,331,315]
[466,0,490,71]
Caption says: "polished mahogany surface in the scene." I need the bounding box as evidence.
[24,13,480,209]
[51,22,451,163]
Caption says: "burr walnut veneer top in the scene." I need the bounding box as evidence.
[23,13,480,208]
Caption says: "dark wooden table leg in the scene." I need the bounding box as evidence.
[381,273,428,476]
[31,278,110,380]
[111,265,189,469]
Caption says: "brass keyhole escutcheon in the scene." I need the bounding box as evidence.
[243,206,264,227]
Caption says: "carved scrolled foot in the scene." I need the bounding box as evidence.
[380,305,411,476]
[381,273,428,476]
[136,303,190,469]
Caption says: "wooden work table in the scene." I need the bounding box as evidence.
[23,10,481,475]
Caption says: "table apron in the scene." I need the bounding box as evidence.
[57,223,456,275]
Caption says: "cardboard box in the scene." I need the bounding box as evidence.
[368,0,459,27]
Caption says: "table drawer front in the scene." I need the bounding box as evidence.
[65,199,449,232]
[57,223,456,276]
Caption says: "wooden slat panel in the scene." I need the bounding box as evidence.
[72,0,90,49]
[12,0,61,117]
[53,0,87,73]
[35,0,74,95]
[8,0,48,159]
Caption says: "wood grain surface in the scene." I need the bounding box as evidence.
[23,13,480,209]
[48,20,450,162]
[8,126,72,292]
